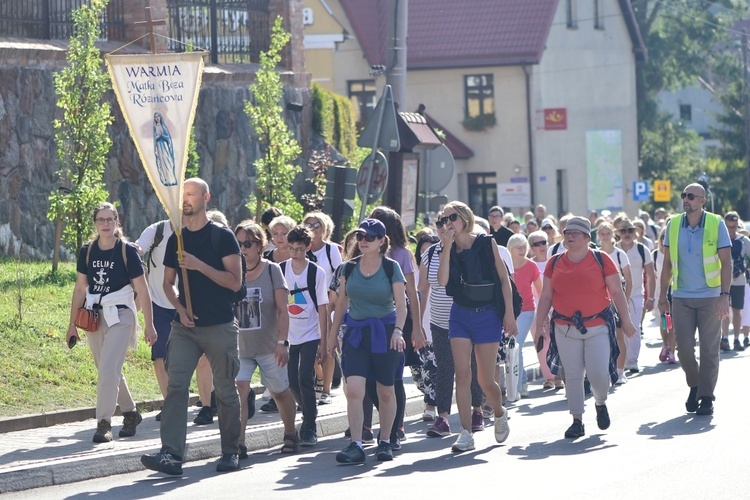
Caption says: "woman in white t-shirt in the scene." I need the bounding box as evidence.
[597,222,632,385]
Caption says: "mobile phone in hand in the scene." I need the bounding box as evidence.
[68,336,77,349]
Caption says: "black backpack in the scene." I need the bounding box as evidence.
[143,220,166,275]
[280,260,319,310]
[208,222,247,304]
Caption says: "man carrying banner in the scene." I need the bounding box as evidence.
[141,178,243,475]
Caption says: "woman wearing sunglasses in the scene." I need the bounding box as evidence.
[329,218,407,464]
[233,222,298,457]
[526,230,559,389]
[597,222,633,385]
[536,216,637,439]
[437,201,516,452]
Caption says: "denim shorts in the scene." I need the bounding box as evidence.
[448,303,503,344]
[237,352,289,393]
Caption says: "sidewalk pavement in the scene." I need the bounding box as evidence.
[0,337,555,494]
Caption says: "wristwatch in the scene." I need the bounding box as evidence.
[277,339,289,347]
[720,291,730,297]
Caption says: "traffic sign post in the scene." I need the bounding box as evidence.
[653,180,671,202]
[633,180,649,202]
[324,165,357,242]
[357,85,400,222]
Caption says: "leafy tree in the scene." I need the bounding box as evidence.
[245,17,303,220]
[47,0,112,270]
[631,0,742,131]
[186,126,200,178]
[638,111,704,213]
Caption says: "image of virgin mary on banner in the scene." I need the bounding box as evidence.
[104,52,205,230]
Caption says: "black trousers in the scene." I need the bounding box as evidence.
[288,339,319,431]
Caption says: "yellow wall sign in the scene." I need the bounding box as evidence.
[653,180,671,202]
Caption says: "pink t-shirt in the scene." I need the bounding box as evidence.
[514,259,541,312]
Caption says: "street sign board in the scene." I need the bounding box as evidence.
[633,180,649,202]
[497,183,531,208]
[653,180,671,202]
[357,85,401,152]
[356,151,388,203]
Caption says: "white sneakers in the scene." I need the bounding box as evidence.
[494,409,510,443]
[451,428,475,452]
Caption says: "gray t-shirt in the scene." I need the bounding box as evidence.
[236,261,288,358]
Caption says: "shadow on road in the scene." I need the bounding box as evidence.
[638,414,715,440]
[505,433,616,460]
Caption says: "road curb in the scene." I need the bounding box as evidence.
[0,395,424,494]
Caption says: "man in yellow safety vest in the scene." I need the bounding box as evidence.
[658,183,731,416]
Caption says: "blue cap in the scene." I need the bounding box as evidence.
[355,218,386,238]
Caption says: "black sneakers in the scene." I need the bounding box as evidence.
[216,453,239,472]
[696,397,714,416]
[299,427,318,447]
[595,404,610,430]
[141,452,183,475]
[93,419,112,443]
[194,406,214,425]
[336,442,366,464]
[376,441,393,461]
[564,419,585,439]
[720,338,731,352]
[260,398,279,413]
[238,444,248,459]
[734,338,745,351]
[686,387,699,413]
[119,410,142,438]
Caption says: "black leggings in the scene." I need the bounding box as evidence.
[431,323,482,415]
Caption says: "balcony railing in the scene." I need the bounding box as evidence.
[167,0,270,64]
[0,0,125,41]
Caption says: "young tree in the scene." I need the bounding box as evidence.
[245,16,303,220]
[47,0,112,270]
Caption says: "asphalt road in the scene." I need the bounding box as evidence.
[15,337,749,500]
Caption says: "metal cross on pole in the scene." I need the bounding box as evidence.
[134,0,167,55]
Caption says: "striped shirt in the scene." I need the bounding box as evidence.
[421,243,452,329]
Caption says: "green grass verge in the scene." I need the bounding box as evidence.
[0,258,258,418]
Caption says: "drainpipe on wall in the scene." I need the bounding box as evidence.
[523,65,535,206]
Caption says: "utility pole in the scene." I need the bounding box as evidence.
[386,0,407,110]
[743,30,750,220]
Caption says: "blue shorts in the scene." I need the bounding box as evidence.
[449,303,503,344]
[151,302,176,361]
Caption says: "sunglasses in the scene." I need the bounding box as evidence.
[438,213,459,227]
[542,225,553,231]
[619,228,635,234]
[563,230,585,237]
[355,233,378,242]
[531,240,548,247]
[305,221,322,230]
[239,240,259,248]
[681,192,702,200]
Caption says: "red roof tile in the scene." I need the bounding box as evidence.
[341,0,558,69]
[340,0,646,69]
